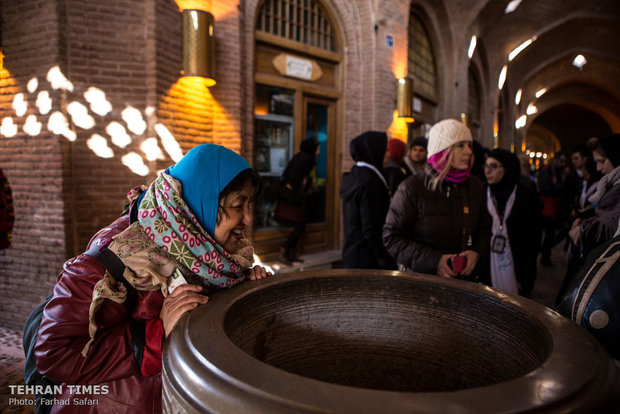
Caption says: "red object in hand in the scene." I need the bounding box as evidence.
[452,256,467,273]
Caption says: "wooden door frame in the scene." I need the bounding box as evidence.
[299,94,338,252]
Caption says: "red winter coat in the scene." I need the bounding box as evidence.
[35,215,165,413]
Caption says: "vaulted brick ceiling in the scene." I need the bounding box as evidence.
[470,0,620,153]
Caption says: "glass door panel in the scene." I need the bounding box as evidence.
[304,101,328,223]
[253,84,295,230]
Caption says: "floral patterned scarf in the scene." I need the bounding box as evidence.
[83,173,253,356]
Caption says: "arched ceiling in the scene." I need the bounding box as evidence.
[464,0,620,151]
[532,103,611,153]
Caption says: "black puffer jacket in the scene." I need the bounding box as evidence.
[340,131,396,269]
[383,173,491,280]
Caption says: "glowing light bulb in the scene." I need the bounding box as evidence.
[526,103,537,115]
[508,36,536,62]
[572,54,587,70]
[468,35,477,59]
[504,0,522,14]
[498,65,507,90]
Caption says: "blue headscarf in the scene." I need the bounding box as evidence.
[167,144,251,236]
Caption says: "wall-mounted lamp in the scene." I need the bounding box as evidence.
[460,112,471,128]
[182,9,216,87]
[397,77,414,122]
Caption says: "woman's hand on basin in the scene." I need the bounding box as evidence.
[160,284,209,337]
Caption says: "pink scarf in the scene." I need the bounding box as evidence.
[428,148,472,183]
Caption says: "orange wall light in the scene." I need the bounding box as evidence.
[182,9,216,87]
[388,110,410,142]
[396,77,414,122]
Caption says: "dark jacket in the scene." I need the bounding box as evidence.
[35,214,164,413]
[341,166,395,269]
[282,139,317,191]
[340,131,396,269]
[0,167,13,250]
[383,158,409,196]
[383,173,491,281]
[494,183,543,297]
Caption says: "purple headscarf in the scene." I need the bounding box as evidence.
[428,147,472,183]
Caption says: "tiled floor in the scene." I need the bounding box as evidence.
[1,327,34,413]
[0,245,568,413]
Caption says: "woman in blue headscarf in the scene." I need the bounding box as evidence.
[34,144,271,413]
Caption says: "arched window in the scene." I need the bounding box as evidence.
[257,0,336,52]
[408,13,438,101]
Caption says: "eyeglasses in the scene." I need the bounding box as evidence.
[484,162,502,170]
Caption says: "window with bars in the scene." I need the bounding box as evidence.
[407,14,437,101]
[257,0,336,52]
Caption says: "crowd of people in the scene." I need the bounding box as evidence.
[341,120,620,302]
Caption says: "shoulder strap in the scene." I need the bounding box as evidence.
[85,244,126,283]
[84,244,137,308]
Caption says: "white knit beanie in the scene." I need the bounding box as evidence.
[427,119,473,158]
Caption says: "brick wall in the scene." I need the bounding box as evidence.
[0,0,67,330]
[0,0,215,329]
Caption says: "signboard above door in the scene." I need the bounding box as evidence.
[273,53,323,82]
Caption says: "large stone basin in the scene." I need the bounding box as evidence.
[162,270,619,413]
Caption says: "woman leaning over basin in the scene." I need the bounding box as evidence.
[383,119,491,282]
[34,144,271,413]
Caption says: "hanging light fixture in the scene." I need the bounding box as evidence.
[397,77,414,122]
[182,9,216,87]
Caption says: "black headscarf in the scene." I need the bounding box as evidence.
[470,140,488,181]
[598,133,620,168]
[488,148,520,213]
[350,131,387,171]
[300,138,319,158]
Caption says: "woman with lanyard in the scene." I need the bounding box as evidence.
[340,131,396,269]
[484,149,542,297]
[383,119,490,282]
